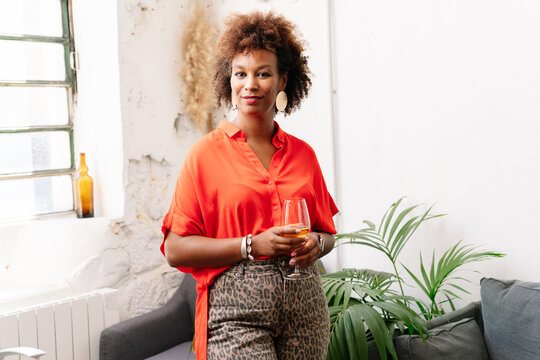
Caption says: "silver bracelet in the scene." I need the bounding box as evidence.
[240,236,247,259]
[246,234,254,261]
[317,233,325,256]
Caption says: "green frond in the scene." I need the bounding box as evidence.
[407,242,506,314]
[379,197,405,234]
[387,205,420,245]
[364,220,377,230]
[381,198,403,241]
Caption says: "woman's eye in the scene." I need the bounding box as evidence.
[234,72,246,77]
[258,72,270,78]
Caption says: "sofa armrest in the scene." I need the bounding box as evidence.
[100,274,196,360]
[427,301,483,333]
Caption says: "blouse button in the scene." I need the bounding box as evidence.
[273,205,278,210]
[267,180,273,185]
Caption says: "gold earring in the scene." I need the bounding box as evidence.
[231,91,238,110]
[276,91,287,112]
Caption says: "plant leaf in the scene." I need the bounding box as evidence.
[387,204,419,247]
[381,198,403,242]
[364,220,377,230]
[401,263,429,298]
[349,306,369,359]
[356,304,394,360]
[343,310,360,359]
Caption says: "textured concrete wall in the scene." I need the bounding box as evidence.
[109,156,181,317]
[114,0,219,318]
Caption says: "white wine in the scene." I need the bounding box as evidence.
[283,224,309,238]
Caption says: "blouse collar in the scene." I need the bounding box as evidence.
[218,120,285,148]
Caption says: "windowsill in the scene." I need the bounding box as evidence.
[0,210,83,227]
[0,212,122,229]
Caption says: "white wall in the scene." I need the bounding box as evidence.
[333,0,540,305]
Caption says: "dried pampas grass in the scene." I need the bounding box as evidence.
[180,2,217,134]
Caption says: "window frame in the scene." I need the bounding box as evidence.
[0,0,77,217]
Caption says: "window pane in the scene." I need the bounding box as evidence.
[0,40,65,81]
[0,175,73,219]
[0,131,71,174]
[0,1,62,37]
[0,87,69,127]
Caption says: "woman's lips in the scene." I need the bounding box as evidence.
[242,96,262,105]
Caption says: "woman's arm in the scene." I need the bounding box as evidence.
[164,226,307,268]
[164,232,242,268]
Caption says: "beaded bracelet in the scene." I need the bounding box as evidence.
[246,234,254,261]
[240,234,254,261]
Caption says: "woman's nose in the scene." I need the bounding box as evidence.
[244,74,258,91]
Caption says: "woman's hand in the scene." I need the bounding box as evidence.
[289,232,320,268]
[251,226,307,257]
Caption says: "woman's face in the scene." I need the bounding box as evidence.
[230,49,287,118]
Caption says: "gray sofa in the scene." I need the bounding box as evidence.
[386,277,540,360]
[100,276,540,360]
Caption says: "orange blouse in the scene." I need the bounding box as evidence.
[161,120,338,360]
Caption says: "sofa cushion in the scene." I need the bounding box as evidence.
[394,317,489,360]
[481,277,540,360]
[145,341,195,360]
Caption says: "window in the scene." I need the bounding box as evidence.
[0,0,77,220]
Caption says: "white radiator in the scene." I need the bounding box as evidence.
[0,289,118,360]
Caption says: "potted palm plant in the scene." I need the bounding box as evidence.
[323,197,505,360]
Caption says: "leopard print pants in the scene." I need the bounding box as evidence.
[207,258,329,360]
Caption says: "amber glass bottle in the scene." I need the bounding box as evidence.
[74,153,94,218]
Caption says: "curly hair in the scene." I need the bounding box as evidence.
[214,11,312,115]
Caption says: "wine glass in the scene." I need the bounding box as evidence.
[282,197,312,280]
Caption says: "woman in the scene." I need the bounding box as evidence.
[161,11,338,360]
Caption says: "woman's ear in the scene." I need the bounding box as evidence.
[280,73,288,91]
